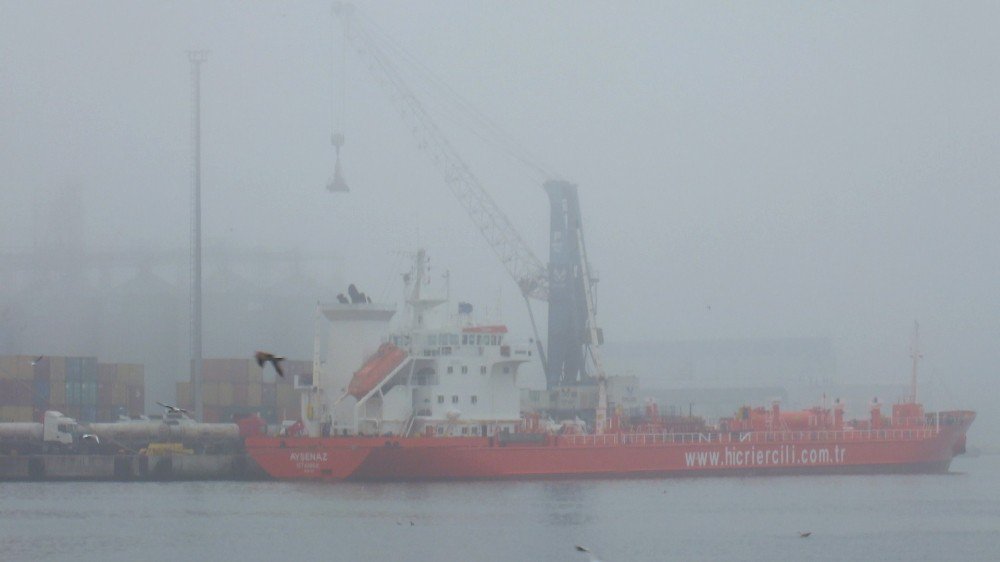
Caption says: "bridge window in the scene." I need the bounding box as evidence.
[461,366,468,374]
[447,366,453,374]
[461,427,468,435]
[436,426,444,435]
[503,366,510,374]
[471,395,478,405]
[449,334,460,346]
[452,395,459,404]
[480,366,487,375]
[427,334,438,346]
[437,395,444,404]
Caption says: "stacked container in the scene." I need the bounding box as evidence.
[177,358,309,423]
[0,355,144,422]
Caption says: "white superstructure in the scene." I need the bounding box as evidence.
[300,250,534,438]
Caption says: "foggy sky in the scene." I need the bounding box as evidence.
[2,1,998,434]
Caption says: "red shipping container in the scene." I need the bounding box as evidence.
[202,406,221,423]
[6,380,33,406]
[98,363,117,385]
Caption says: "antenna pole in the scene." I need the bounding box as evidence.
[188,50,208,422]
[910,321,921,404]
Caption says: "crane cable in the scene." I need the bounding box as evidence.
[353,10,559,183]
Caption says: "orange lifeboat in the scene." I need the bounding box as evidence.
[348,343,408,399]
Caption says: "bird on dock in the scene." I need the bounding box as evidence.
[156,401,188,414]
[575,545,602,561]
[255,351,285,377]
[31,355,43,366]
[799,531,812,538]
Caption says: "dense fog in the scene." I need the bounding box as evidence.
[1,1,997,442]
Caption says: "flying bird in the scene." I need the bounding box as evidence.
[799,531,812,538]
[31,355,43,366]
[255,351,285,377]
[575,545,602,561]
[156,401,188,414]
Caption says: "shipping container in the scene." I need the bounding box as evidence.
[218,382,234,407]
[98,363,118,385]
[262,383,277,406]
[79,405,97,423]
[111,383,126,405]
[248,383,262,407]
[233,383,248,406]
[0,356,15,379]
[67,381,84,404]
[33,378,50,407]
[202,406,224,423]
[67,357,82,381]
[49,356,67,380]
[116,364,143,387]
[276,384,296,411]
[82,357,98,382]
[248,361,263,384]
[49,379,67,405]
[127,386,144,415]
[81,381,98,405]
[32,356,51,380]
[97,382,111,406]
[16,356,35,380]
[0,405,33,422]
[203,382,219,405]
[0,380,15,405]
[177,381,192,407]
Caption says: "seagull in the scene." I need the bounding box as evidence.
[31,355,44,366]
[156,401,188,414]
[81,434,100,444]
[799,531,812,538]
[255,351,285,377]
[575,545,602,561]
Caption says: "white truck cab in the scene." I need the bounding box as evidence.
[43,411,79,447]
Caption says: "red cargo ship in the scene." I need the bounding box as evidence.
[246,254,974,481]
[246,402,974,481]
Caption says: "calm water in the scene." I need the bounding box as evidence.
[1,455,998,561]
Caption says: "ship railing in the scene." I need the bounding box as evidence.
[559,427,940,447]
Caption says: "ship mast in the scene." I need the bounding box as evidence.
[909,321,922,403]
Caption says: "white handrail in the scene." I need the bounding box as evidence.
[559,427,940,446]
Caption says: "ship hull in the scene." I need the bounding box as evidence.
[246,412,973,482]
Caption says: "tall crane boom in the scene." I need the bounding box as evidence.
[333,3,548,302]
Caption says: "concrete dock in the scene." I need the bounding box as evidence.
[0,454,268,481]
